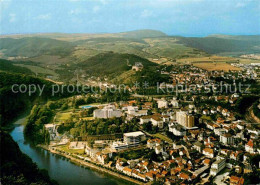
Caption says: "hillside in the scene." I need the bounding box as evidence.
[0,130,57,185]
[0,59,34,75]
[177,35,260,56]
[118,29,167,38]
[0,37,75,57]
[77,52,157,77]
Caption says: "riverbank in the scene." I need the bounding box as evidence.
[38,144,147,185]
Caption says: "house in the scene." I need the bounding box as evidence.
[230,151,243,161]
[157,99,168,108]
[145,171,155,181]
[214,128,226,136]
[122,167,132,176]
[171,97,179,108]
[203,159,211,166]
[140,115,164,128]
[179,172,190,181]
[203,148,214,158]
[193,141,203,153]
[222,109,230,117]
[155,145,163,154]
[245,140,256,154]
[203,109,210,115]
[230,176,244,185]
[210,159,226,176]
[151,116,164,128]
[147,138,162,149]
[116,159,124,171]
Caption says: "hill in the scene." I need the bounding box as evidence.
[0,59,34,75]
[177,35,260,56]
[118,29,167,38]
[77,52,157,77]
[0,37,75,57]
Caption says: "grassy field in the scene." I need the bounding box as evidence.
[177,55,237,63]
[55,112,73,122]
[153,133,173,144]
[193,62,241,71]
[57,145,85,154]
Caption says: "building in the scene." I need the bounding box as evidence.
[132,62,143,71]
[203,148,214,158]
[171,97,179,108]
[169,123,186,136]
[176,110,194,128]
[140,115,164,128]
[94,105,122,118]
[245,140,256,154]
[124,131,146,144]
[44,123,57,140]
[193,141,203,153]
[210,159,226,176]
[230,176,244,185]
[157,99,168,108]
[220,133,234,145]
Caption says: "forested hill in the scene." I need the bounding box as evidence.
[0,59,34,75]
[177,35,260,54]
[77,52,157,76]
[0,72,53,127]
[0,130,57,185]
[0,37,75,57]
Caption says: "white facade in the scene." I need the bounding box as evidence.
[94,105,122,118]
[210,159,226,176]
[157,99,168,108]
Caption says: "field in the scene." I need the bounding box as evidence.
[193,62,241,71]
[56,145,85,154]
[55,112,73,122]
[176,55,237,64]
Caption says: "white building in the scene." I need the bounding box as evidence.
[210,159,226,176]
[171,97,179,108]
[220,133,234,145]
[157,99,168,108]
[94,105,122,118]
[169,123,186,136]
[124,131,146,144]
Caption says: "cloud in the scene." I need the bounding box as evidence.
[35,14,51,20]
[93,6,100,13]
[9,13,16,22]
[140,9,153,18]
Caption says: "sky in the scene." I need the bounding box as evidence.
[0,0,259,36]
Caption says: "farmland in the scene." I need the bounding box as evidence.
[193,62,241,71]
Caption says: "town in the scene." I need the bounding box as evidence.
[39,62,260,185]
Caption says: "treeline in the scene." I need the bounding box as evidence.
[0,130,57,185]
[0,72,94,127]
[0,72,53,127]
[57,117,140,139]
[0,59,34,75]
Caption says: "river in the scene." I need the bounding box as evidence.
[10,114,133,185]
